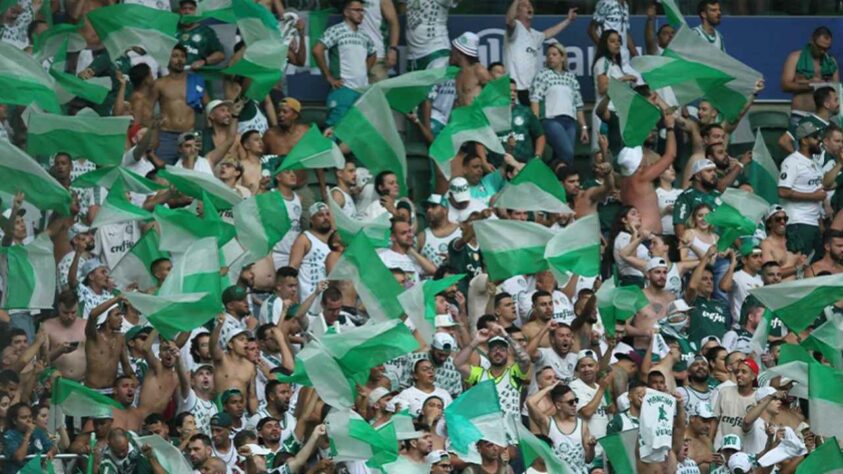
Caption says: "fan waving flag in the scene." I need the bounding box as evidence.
[90,182,153,228]
[544,213,602,283]
[72,166,166,194]
[1,234,55,310]
[597,277,649,336]
[159,166,243,210]
[50,39,110,105]
[472,76,512,133]
[607,77,662,147]
[153,196,236,252]
[26,108,131,166]
[473,219,555,281]
[52,377,125,418]
[705,188,769,251]
[429,102,505,180]
[0,41,60,113]
[32,23,85,61]
[747,131,780,204]
[233,191,291,257]
[398,273,465,343]
[328,195,390,248]
[631,54,734,108]
[598,429,639,474]
[110,229,170,290]
[0,140,72,215]
[444,380,506,457]
[493,159,572,214]
[750,273,843,333]
[808,363,843,440]
[275,124,344,173]
[87,4,180,66]
[373,66,459,114]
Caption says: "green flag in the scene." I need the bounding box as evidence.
[795,437,843,474]
[159,166,243,210]
[87,4,180,66]
[110,229,170,290]
[20,453,55,474]
[275,124,345,173]
[398,273,465,343]
[50,39,110,105]
[747,130,780,204]
[326,232,405,322]
[0,41,60,113]
[26,108,130,166]
[328,194,390,247]
[473,75,513,134]
[429,103,505,179]
[72,166,166,194]
[473,219,555,281]
[233,191,291,257]
[705,188,769,251]
[90,182,153,228]
[607,77,662,147]
[598,429,638,474]
[544,213,602,282]
[131,434,194,474]
[1,234,55,310]
[630,55,734,108]
[334,87,408,194]
[0,140,72,215]
[181,0,235,23]
[307,9,332,68]
[33,23,86,62]
[749,274,843,333]
[659,0,687,28]
[444,380,506,456]
[159,237,223,296]
[326,409,377,462]
[153,197,236,253]
[52,377,125,417]
[809,363,843,440]
[493,159,572,213]
[516,423,571,474]
[372,66,459,113]
[801,316,843,369]
[597,278,649,336]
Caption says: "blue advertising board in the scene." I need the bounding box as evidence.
[288,15,843,103]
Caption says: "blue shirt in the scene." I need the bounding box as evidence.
[3,428,54,474]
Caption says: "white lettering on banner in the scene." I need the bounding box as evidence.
[701,310,726,324]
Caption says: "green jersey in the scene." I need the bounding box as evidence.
[673,187,722,229]
[689,296,730,348]
[447,239,483,295]
[178,25,224,65]
[493,104,544,163]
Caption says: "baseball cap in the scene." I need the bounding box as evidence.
[80,258,106,278]
[645,257,668,272]
[431,332,456,351]
[221,328,250,350]
[222,285,248,304]
[740,358,760,377]
[688,402,716,419]
[794,119,822,140]
[617,146,643,176]
[192,363,214,374]
[221,388,243,404]
[424,194,445,208]
[755,386,777,402]
[667,299,693,315]
[125,325,153,341]
[434,314,458,328]
[425,450,450,464]
[308,202,329,216]
[177,131,197,146]
[452,32,479,58]
[448,177,471,203]
[577,349,598,363]
[691,158,717,175]
[280,97,301,114]
[728,452,753,474]
[765,204,786,222]
[488,336,509,347]
[204,99,232,118]
[718,434,743,452]
[210,412,233,428]
[615,350,644,367]
[367,386,392,407]
[739,238,762,258]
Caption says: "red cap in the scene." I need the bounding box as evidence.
[741,358,759,377]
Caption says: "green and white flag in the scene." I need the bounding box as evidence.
[493,159,572,214]
[0,41,60,113]
[181,0,235,23]
[90,182,152,228]
[275,124,344,173]
[658,0,687,28]
[705,188,769,251]
[51,39,110,105]
[544,213,602,283]
[27,108,130,166]
[328,195,390,248]
[762,344,814,399]
[131,434,194,474]
[159,237,223,296]
[326,409,378,462]
[598,429,639,474]
[747,130,780,204]
[372,66,459,114]
[607,77,662,147]
[327,232,406,322]
[473,76,512,133]
[52,377,125,418]
[597,277,649,336]
[153,198,236,253]
[516,423,572,474]
[809,363,843,440]
[159,166,243,210]
[233,191,291,257]
[444,380,507,457]
[398,273,465,343]
[222,0,288,100]
[335,87,408,194]
[20,453,55,474]
[630,55,734,108]
[801,312,843,369]
[1,234,55,310]
[33,23,86,61]
[750,273,843,332]
[0,140,72,215]
[72,166,166,194]
[110,229,170,290]
[87,4,180,66]
[663,26,762,121]
[795,436,843,474]
[429,104,505,179]
[473,219,555,281]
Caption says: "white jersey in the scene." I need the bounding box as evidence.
[393,385,453,417]
[95,222,140,270]
[692,25,725,51]
[319,21,375,89]
[405,0,457,60]
[569,378,611,440]
[665,263,683,298]
[548,417,588,474]
[360,0,386,59]
[430,79,457,126]
[178,388,218,435]
[503,21,545,91]
[272,192,303,269]
[656,187,682,236]
[330,186,358,218]
[420,226,462,268]
[377,248,422,284]
[298,232,330,300]
[175,156,214,175]
[778,151,823,226]
[729,270,763,322]
[530,347,577,392]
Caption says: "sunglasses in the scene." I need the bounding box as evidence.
[564,398,579,406]
[773,215,788,223]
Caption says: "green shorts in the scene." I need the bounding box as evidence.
[407,49,450,72]
[785,223,822,261]
[326,87,362,127]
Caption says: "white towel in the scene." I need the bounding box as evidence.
[639,389,676,463]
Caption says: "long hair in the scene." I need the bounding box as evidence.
[605,205,636,269]
[593,29,622,71]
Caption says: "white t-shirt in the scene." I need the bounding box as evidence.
[778,151,823,226]
[319,21,375,89]
[729,270,763,322]
[503,21,545,91]
[175,156,214,176]
[502,274,534,325]
[613,231,648,278]
[393,385,453,417]
[656,187,682,236]
[271,192,302,269]
[361,0,386,59]
[377,248,422,285]
[405,0,458,60]
[530,347,577,393]
[121,147,156,178]
[447,199,486,224]
[178,388,219,435]
[94,222,140,270]
[569,378,611,440]
[519,289,576,325]
[713,385,766,454]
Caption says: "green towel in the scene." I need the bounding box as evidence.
[796,43,838,79]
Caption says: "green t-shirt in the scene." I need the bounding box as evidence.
[689,296,730,347]
[493,104,544,163]
[469,172,504,205]
[447,239,483,295]
[178,24,224,64]
[672,187,722,229]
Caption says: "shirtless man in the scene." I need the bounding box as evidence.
[41,290,87,382]
[761,206,806,279]
[330,160,358,217]
[238,130,265,194]
[626,258,676,351]
[110,376,144,432]
[84,297,133,392]
[138,330,180,417]
[557,161,614,218]
[451,32,490,106]
[781,27,839,128]
[685,403,717,474]
[263,98,312,191]
[210,313,258,413]
[203,100,241,167]
[807,229,843,276]
[114,64,155,126]
[151,45,209,165]
[617,109,677,235]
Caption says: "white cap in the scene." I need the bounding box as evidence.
[765,204,786,221]
[718,434,743,452]
[434,314,458,328]
[452,32,479,58]
[367,386,392,407]
[221,328,249,350]
[308,202,329,216]
[204,99,232,117]
[449,177,471,203]
[645,257,668,272]
[667,299,693,315]
[244,444,272,456]
[728,452,753,473]
[616,392,630,412]
[431,332,456,351]
[425,194,445,207]
[691,158,717,175]
[617,146,643,176]
[755,386,778,402]
[425,450,450,464]
[576,349,598,362]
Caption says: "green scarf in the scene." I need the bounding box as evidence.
[796,43,838,79]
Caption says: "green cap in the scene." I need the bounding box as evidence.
[222,285,248,304]
[739,237,762,257]
[210,412,233,428]
[126,325,153,342]
[221,388,243,404]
